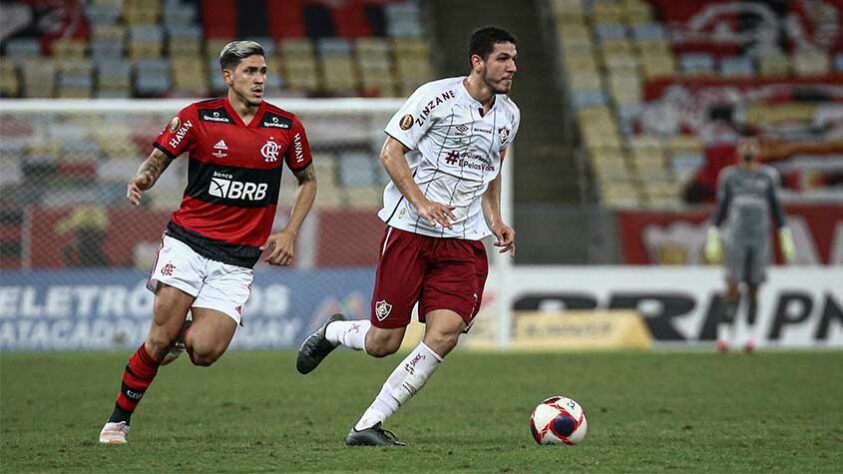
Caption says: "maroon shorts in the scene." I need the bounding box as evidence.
[370,226,489,330]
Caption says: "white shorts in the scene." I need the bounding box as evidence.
[147,235,254,325]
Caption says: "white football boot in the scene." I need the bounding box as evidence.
[99,421,130,444]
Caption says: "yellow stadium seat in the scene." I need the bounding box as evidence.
[22,59,56,98]
[758,53,790,77]
[0,61,20,97]
[321,57,357,93]
[172,57,208,95]
[52,39,87,58]
[793,51,830,76]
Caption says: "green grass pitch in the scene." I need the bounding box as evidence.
[2,350,841,473]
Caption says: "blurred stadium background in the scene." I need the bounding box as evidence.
[0,0,841,353]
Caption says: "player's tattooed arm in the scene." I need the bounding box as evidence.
[126,148,174,206]
[262,163,317,266]
[292,162,317,184]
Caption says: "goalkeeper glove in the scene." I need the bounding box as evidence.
[704,226,723,263]
[779,227,796,264]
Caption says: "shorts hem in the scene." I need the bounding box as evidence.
[147,277,199,298]
[191,304,242,325]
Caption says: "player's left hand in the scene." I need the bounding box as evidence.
[492,223,515,256]
[261,230,296,266]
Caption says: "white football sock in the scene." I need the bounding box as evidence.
[354,342,443,431]
[325,320,370,351]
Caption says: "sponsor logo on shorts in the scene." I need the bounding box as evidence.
[375,300,392,321]
[161,262,175,277]
[399,114,414,130]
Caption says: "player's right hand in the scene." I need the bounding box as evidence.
[704,226,723,263]
[416,199,456,229]
[127,171,154,206]
[779,227,796,264]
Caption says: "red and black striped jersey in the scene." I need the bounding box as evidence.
[153,97,313,268]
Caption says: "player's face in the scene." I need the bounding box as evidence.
[737,138,760,164]
[225,55,267,106]
[478,42,517,94]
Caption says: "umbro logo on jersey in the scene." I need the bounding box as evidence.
[212,140,228,158]
[455,124,469,134]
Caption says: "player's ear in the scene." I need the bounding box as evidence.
[222,68,233,86]
[470,53,484,72]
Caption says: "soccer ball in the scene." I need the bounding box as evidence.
[530,396,588,445]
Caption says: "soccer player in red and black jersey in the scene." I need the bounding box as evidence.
[99,41,317,444]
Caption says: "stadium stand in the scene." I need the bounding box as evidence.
[551,0,843,209]
[0,0,432,99]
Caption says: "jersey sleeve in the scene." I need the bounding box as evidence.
[503,104,521,154]
[384,84,436,150]
[153,105,198,158]
[284,117,313,171]
[712,167,732,227]
[765,167,787,228]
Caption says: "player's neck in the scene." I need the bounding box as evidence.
[463,76,496,112]
[227,91,260,124]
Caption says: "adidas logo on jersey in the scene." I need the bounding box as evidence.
[213,140,228,158]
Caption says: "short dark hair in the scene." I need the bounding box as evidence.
[219,40,265,71]
[468,26,517,62]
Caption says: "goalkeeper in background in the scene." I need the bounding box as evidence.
[705,136,796,353]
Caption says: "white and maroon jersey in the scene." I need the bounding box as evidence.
[381,76,520,240]
[153,97,312,268]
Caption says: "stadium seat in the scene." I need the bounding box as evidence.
[162,0,198,26]
[680,53,715,76]
[356,38,395,96]
[835,53,843,73]
[51,39,87,58]
[22,59,56,98]
[172,57,208,96]
[592,2,625,24]
[91,25,127,58]
[0,62,20,97]
[4,39,41,64]
[793,51,830,76]
[338,152,376,187]
[631,23,665,42]
[385,2,423,37]
[95,59,132,98]
[757,51,791,76]
[607,72,642,105]
[720,56,755,77]
[85,3,121,25]
[129,24,165,59]
[57,61,94,98]
[134,59,172,97]
[321,57,358,94]
[595,23,628,42]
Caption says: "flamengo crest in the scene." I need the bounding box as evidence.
[261,138,280,162]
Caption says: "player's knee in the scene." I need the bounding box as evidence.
[424,331,459,355]
[366,339,401,358]
[145,334,177,360]
[188,342,224,367]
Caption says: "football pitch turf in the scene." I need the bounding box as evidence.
[1,350,841,473]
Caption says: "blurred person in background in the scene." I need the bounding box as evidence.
[99,40,317,444]
[296,26,519,446]
[705,136,796,353]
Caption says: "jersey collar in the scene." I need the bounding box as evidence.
[223,97,267,128]
[459,76,498,117]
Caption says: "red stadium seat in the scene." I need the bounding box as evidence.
[202,0,238,39]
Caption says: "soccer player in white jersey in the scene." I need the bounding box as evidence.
[296,26,520,446]
[705,136,795,353]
